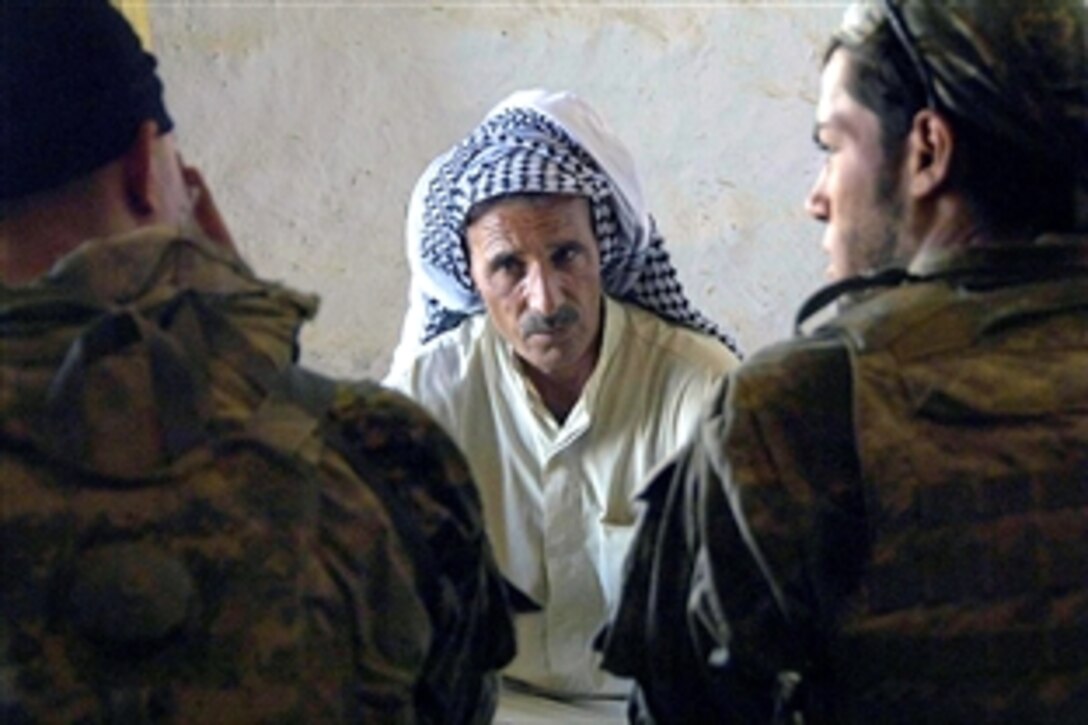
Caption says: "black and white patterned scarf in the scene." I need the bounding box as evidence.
[398,89,741,358]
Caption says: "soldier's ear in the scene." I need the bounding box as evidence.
[906,110,954,200]
[121,120,160,219]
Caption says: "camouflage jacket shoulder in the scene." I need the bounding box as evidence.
[0,230,513,723]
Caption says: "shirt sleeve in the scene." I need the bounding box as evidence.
[598,333,865,722]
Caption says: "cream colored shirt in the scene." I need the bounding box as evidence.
[384,297,738,695]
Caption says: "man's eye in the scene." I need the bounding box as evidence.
[812,128,834,154]
[490,256,523,275]
[553,245,581,265]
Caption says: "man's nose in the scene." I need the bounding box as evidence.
[805,167,830,222]
[525,264,562,315]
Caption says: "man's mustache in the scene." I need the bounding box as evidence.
[520,305,579,337]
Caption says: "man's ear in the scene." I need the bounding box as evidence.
[121,120,161,218]
[905,109,955,199]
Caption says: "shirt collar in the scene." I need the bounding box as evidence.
[493,295,628,437]
[577,295,626,416]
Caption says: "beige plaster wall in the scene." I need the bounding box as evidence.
[153,2,846,379]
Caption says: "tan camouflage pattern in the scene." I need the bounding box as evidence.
[826,239,1088,722]
[600,238,1088,723]
[0,229,513,723]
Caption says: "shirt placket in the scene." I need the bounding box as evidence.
[539,415,605,676]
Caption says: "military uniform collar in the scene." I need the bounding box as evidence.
[34,227,313,310]
[908,234,1088,278]
[795,233,1088,335]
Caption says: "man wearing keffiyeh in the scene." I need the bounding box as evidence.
[598,1,1088,722]
[384,90,741,701]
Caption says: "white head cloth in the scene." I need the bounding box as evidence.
[391,89,741,369]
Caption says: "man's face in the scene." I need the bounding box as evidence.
[466,195,603,381]
[805,50,907,281]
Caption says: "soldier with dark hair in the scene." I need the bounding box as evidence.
[598,1,1088,722]
[0,2,513,722]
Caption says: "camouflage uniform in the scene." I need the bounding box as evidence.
[0,229,514,723]
[598,237,1088,723]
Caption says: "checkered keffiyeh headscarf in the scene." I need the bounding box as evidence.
[394,89,741,360]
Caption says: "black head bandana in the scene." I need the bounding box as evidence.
[0,0,173,201]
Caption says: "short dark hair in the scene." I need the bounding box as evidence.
[0,1,173,202]
[824,23,927,167]
[825,23,1077,236]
